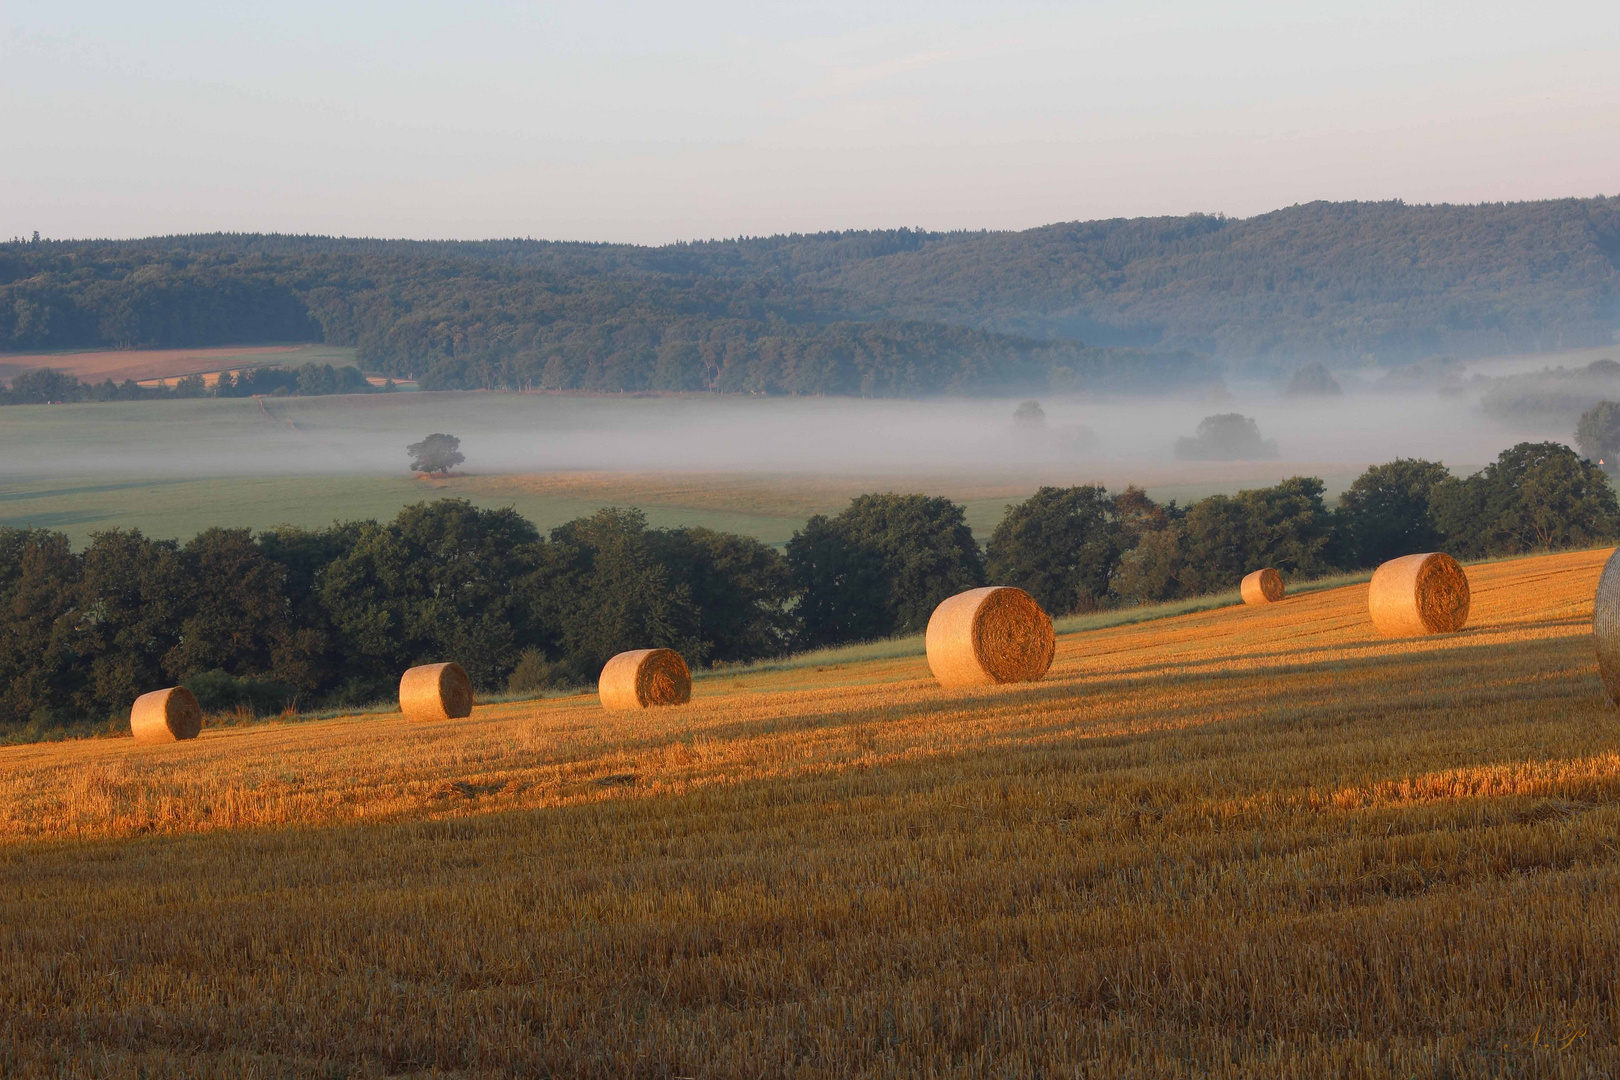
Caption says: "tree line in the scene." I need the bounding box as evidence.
[1,440,1613,740]
[7,194,1616,393]
[0,362,389,405]
[0,242,1218,397]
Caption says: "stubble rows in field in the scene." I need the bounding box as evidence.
[2,548,1618,1077]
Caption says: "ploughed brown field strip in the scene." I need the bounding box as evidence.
[3,548,1618,1077]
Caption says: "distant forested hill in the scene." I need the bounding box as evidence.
[2,195,1616,394]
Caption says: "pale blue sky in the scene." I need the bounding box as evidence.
[4,1,1617,242]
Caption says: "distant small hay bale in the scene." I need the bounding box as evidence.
[130,687,202,744]
[398,662,474,722]
[1593,549,1620,703]
[926,586,1055,689]
[1368,552,1470,636]
[599,649,691,710]
[1241,568,1285,605]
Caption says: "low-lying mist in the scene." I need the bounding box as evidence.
[0,379,1589,482]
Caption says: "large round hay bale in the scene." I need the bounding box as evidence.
[130,686,202,744]
[1240,568,1284,605]
[399,662,474,722]
[925,586,1055,689]
[1368,552,1470,636]
[1593,549,1620,703]
[599,648,691,710]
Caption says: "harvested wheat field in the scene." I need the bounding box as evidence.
[3,548,1620,1078]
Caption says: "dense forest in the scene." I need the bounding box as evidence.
[3,440,1613,740]
[3,196,1616,393]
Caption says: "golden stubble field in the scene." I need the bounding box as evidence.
[3,548,1619,1077]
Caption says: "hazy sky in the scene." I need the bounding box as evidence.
[5,1,1617,243]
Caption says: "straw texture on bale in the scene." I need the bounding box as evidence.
[398,662,474,722]
[925,586,1056,689]
[1240,568,1285,605]
[599,648,691,710]
[130,686,203,744]
[1368,552,1470,636]
[1593,549,1620,704]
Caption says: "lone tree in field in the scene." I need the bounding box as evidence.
[406,433,465,476]
[1013,400,1046,426]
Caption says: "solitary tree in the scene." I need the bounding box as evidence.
[406,433,465,475]
[1013,400,1046,426]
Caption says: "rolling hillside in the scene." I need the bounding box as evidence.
[4,195,1617,392]
[3,547,1617,1075]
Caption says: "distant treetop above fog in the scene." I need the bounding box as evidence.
[1286,364,1343,398]
[1174,414,1281,461]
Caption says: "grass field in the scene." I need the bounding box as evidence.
[0,389,1374,547]
[3,547,1617,1076]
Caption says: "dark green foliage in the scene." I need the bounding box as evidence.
[182,669,297,717]
[317,501,544,699]
[985,486,1126,615]
[1113,477,1339,599]
[649,527,792,664]
[166,528,291,682]
[1574,401,1620,472]
[73,530,188,721]
[783,515,889,650]
[1173,414,1280,461]
[789,494,984,647]
[543,509,701,684]
[1110,528,1189,605]
[1337,459,1452,568]
[1431,442,1620,557]
[406,433,465,475]
[0,529,82,726]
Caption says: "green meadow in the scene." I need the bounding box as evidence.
[0,392,1368,547]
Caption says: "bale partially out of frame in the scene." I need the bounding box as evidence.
[599,648,691,710]
[1593,548,1620,704]
[130,686,203,744]
[1368,552,1470,636]
[925,586,1056,689]
[1240,568,1285,605]
[399,662,474,722]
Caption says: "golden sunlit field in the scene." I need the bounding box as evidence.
[4,548,1620,1077]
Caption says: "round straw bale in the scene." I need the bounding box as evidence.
[599,648,691,710]
[925,586,1055,689]
[398,662,474,722]
[1368,552,1470,636]
[1593,548,1620,704]
[1240,568,1285,605]
[130,686,202,744]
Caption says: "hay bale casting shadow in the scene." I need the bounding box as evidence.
[130,687,203,744]
[926,586,1055,689]
[399,662,474,722]
[1368,552,1470,636]
[599,649,692,710]
[1241,568,1285,605]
